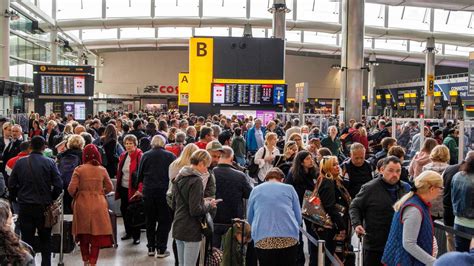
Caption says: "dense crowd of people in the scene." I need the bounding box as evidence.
[0,110,472,265]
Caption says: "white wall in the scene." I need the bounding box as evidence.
[96,50,423,98]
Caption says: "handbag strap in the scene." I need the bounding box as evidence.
[175,176,207,223]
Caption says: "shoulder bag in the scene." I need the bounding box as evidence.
[301,176,333,229]
[176,177,214,238]
[27,157,61,229]
[247,147,266,178]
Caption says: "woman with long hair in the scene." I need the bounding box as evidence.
[285,150,318,265]
[0,199,34,265]
[321,126,341,157]
[97,124,124,179]
[315,156,351,264]
[68,144,114,266]
[254,132,280,183]
[409,138,438,179]
[288,133,304,151]
[382,171,442,265]
[273,141,298,176]
[29,120,42,138]
[167,143,200,202]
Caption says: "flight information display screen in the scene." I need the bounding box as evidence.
[212,83,286,106]
[40,75,85,95]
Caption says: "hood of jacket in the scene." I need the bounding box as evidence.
[414,152,431,165]
[175,166,210,187]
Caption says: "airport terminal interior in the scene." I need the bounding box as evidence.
[0,0,474,265]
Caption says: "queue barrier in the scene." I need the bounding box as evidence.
[433,220,473,257]
[299,226,343,266]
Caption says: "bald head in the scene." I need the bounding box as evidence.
[218,146,234,164]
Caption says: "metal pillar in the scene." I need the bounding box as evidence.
[340,0,365,123]
[424,37,435,118]
[269,0,290,40]
[367,53,377,116]
[0,0,11,80]
[332,99,337,115]
[50,29,58,64]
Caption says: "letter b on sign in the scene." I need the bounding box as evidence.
[197,42,207,57]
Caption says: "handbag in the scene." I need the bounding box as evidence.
[126,199,146,228]
[247,147,266,178]
[301,177,333,229]
[27,157,61,229]
[176,177,214,238]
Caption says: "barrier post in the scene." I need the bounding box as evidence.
[317,240,325,266]
[459,120,465,164]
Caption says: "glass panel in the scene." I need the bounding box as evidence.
[444,44,471,56]
[24,39,35,60]
[81,29,118,40]
[158,27,192,38]
[297,0,339,23]
[107,0,151,18]
[9,59,18,81]
[57,0,102,20]
[231,27,244,37]
[286,30,301,42]
[155,0,199,17]
[250,0,272,19]
[364,38,373,49]
[389,6,430,31]
[194,27,229,37]
[203,0,246,18]
[365,3,385,27]
[65,30,80,40]
[434,10,474,35]
[304,31,337,45]
[252,28,266,38]
[374,39,407,51]
[9,35,18,57]
[37,0,53,18]
[120,27,155,39]
[17,37,26,59]
[409,40,425,53]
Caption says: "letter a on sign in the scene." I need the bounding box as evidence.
[197,42,207,56]
[181,75,188,83]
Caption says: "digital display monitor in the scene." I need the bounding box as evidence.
[40,75,85,95]
[64,102,86,120]
[212,83,286,106]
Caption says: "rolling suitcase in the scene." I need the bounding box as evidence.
[109,209,118,248]
[106,191,121,216]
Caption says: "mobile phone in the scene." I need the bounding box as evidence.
[215,199,223,203]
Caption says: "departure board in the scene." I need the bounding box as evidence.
[212,83,286,106]
[40,75,85,95]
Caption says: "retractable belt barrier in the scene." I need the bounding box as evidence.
[299,227,343,266]
[434,220,473,240]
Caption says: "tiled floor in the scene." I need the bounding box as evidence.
[35,218,176,266]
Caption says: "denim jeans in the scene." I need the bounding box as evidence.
[235,156,246,166]
[454,223,474,252]
[175,239,201,266]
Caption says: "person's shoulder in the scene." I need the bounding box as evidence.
[399,180,411,191]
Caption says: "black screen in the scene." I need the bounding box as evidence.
[213,37,284,80]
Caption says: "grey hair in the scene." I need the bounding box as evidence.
[466,151,474,161]
[350,142,366,153]
[221,146,234,159]
[151,135,166,149]
[176,132,186,143]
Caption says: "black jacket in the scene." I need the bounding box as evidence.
[2,139,22,168]
[43,129,58,149]
[213,163,252,224]
[443,163,462,227]
[285,169,315,206]
[341,159,373,199]
[319,177,350,233]
[9,152,63,205]
[349,177,410,251]
[127,129,148,141]
[137,147,176,198]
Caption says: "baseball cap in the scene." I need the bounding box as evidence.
[206,140,224,152]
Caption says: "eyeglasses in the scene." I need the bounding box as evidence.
[293,138,302,141]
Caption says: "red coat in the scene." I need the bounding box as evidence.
[115,148,143,201]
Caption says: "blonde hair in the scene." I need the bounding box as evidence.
[190,149,211,167]
[319,156,339,180]
[66,134,85,150]
[264,132,277,146]
[170,143,199,169]
[393,170,442,211]
[63,124,73,135]
[430,145,450,163]
[283,141,297,154]
[359,127,367,137]
[2,122,11,130]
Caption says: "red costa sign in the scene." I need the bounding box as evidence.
[143,85,179,95]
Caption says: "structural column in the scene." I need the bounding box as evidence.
[0,0,11,80]
[340,0,365,123]
[270,0,289,40]
[424,37,435,118]
[367,53,377,116]
[50,29,58,64]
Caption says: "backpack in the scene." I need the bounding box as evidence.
[58,153,81,188]
[96,145,108,167]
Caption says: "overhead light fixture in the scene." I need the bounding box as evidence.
[4,9,20,20]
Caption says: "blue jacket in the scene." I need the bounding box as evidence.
[382,194,433,266]
[247,181,302,243]
[246,126,266,153]
[451,172,474,220]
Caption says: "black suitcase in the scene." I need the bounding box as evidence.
[52,220,75,253]
[109,209,118,248]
